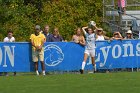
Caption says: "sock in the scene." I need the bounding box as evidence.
[93,64,97,71]
[82,62,86,70]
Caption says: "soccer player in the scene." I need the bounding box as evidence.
[80,21,97,74]
[30,25,46,76]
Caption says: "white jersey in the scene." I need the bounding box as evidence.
[82,28,96,50]
[96,35,105,41]
[3,37,15,42]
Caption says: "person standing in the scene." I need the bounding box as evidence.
[72,28,86,46]
[112,31,123,40]
[80,21,97,74]
[50,28,63,42]
[118,0,126,15]
[96,28,110,41]
[124,30,134,39]
[3,30,16,76]
[30,25,46,76]
[43,25,53,42]
[4,30,15,42]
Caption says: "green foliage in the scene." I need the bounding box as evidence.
[0,0,103,41]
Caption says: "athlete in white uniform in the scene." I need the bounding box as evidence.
[84,29,96,57]
[80,24,97,74]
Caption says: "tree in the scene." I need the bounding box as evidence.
[0,0,103,41]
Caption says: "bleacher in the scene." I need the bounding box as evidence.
[103,0,140,38]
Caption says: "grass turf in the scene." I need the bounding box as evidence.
[0,72,140,93]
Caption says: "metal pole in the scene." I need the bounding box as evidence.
[119,0,122,32]
[112,0,116,31]
[112,0,115,21]
[139,31,140,39]
[103,0,105,22]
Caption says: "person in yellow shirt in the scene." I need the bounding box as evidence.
[30,25,46,76]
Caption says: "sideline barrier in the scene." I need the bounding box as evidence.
[0,40,140,72]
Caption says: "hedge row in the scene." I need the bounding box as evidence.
[0,0,103,41]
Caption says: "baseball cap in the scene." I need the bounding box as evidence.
[126,30,132,34]
[35,25,41,30]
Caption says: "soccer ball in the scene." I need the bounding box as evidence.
[88,21,96,27]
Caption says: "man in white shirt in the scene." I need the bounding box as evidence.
[4,31,15,42]
[3,30,16,76]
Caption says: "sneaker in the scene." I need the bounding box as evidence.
[93,70,96,73]
[5,73,9,76]
[80,69,84,74]
[36,71,39,76]
[13,72,16,76]
[42,71,46,76]
[43,73,46,76]
[36,73,39,76]
[0,72,3,76]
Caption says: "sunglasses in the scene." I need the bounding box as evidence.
[114,33,119,35]
[54,30,58,32]
[98,30,102,32]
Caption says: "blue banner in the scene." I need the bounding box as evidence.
[94,40,140,69]
[43,42,84,71]
[0,42,31,72]
[0,40,140,72]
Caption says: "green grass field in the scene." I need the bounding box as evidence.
[0,72,140,93]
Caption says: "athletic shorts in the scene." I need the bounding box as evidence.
[84,49,95,57]
[32,48,44,62]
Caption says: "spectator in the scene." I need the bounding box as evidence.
[124,30,134,39]
[50,28,63,42]
[72,28,86,46]
[112,31,123,40]
[96,28,110,41]
[118,0,126,15]
[2,30,16,76]
[43,25,53,42]
[4,30,15,42]
[35,25,43,33]
[30,25,46,76]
